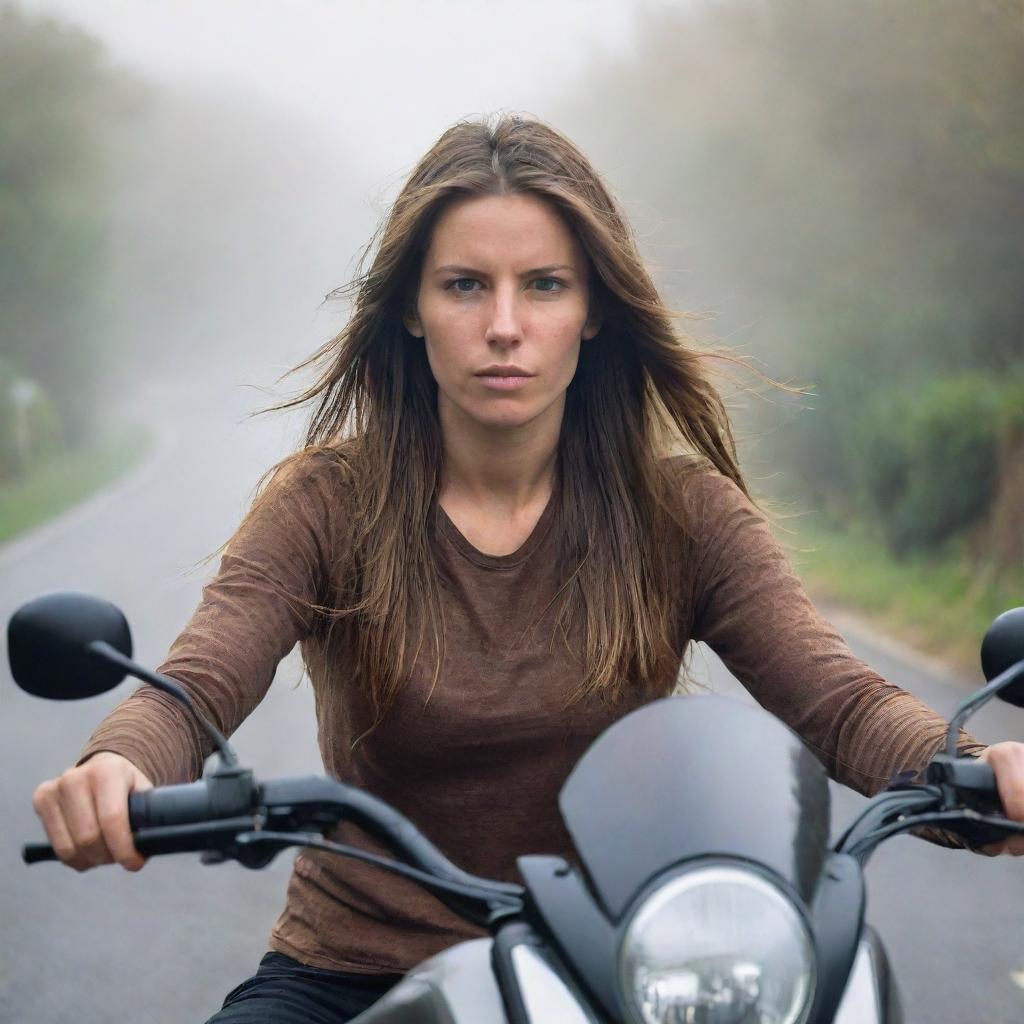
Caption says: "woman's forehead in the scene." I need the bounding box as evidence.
[424,193,585,270]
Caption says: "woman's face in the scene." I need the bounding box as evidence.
[404,192,601,435]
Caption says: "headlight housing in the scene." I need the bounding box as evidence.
[617,863,816,1024]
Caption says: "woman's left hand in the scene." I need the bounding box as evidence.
[978,742,1024,855]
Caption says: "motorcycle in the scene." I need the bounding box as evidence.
[9,591,1024,1023]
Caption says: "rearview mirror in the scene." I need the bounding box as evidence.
[7,592,132,700]
[982,607,1024,708]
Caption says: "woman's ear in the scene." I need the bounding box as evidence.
[582,303,603,341]
[403,308,424,338]
[582,272,603,340]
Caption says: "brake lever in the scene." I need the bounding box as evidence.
[920,810,1024,850]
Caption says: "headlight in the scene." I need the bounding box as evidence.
[617,864,816,1024]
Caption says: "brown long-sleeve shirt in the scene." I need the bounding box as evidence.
[79,454,986,972]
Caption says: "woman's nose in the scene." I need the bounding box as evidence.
[485,285,523,348]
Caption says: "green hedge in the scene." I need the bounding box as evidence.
[852,374,1020,556]
[790,513,1022,673]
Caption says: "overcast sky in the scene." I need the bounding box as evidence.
[23,0,678,186]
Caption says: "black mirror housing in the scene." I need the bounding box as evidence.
[7,592,132,700]
[982,607,1024,708]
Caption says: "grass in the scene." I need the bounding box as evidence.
[783,513,1022,673]
[0,424,153,545]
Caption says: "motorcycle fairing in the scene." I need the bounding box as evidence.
[345,929,899,1024]
[559,694,831,919]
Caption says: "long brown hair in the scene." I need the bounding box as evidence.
[240,112,751,731]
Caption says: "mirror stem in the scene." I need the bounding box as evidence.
[946,658,1024,757]
[87,640,239,768]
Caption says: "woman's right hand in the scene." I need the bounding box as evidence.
[31,752,153,872]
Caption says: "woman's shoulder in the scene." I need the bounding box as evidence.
[233,441,362,557]
[654,453,769,570]
[658,453,749,512]
[261,440,360,505]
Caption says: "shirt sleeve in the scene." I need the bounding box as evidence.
[686,472,987,804]
[76,452,343,786]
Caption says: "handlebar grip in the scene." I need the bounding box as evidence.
[945,758,998,794]
[927,756,1008,849]
[23,788,209,865]
[23,842,58,864]
[128,780,219,827]
[24,774,258,865]
[927,755,1001,805]
[128,791,147,830]
[129,774,257,828]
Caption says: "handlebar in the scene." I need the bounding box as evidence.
[22,769,523,912]
[23,757,1017,909]
[23,769,261,864]
[833,755,1021,862]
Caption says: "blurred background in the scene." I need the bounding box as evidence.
[2,0,1021,666]
[1,1,1022,1021]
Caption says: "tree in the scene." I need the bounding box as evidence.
[0,2,137,446]
[555,0,1024,554]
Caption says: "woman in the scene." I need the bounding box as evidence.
[31,113,1024,1023]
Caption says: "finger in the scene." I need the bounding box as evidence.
[131,766,154,794]
[33,780,87,870]
[56,770,114,868]
[984,743,1024,824]
[979,743,1024,856]
[95,770,145,871]
[1001,748,1024,825]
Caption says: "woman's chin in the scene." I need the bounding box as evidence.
[475,412,539,432]
[439,391,564,436]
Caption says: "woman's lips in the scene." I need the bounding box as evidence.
[477,374,532,390]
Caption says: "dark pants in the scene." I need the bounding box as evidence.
[205,951,403,1023]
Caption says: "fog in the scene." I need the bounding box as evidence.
[17,0,670,410]
[25,0,649,164]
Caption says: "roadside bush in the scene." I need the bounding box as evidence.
[855,375,1002,556]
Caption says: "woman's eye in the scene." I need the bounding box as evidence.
[532,277,565,293]
[444,277,565,294]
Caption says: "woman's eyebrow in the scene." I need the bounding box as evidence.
[432,263,576,277]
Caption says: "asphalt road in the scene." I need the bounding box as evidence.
[1,387,1021,1023]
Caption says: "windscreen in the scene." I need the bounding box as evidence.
[558,694,830,919]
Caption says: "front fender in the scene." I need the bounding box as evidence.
[832,928,903,1024]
